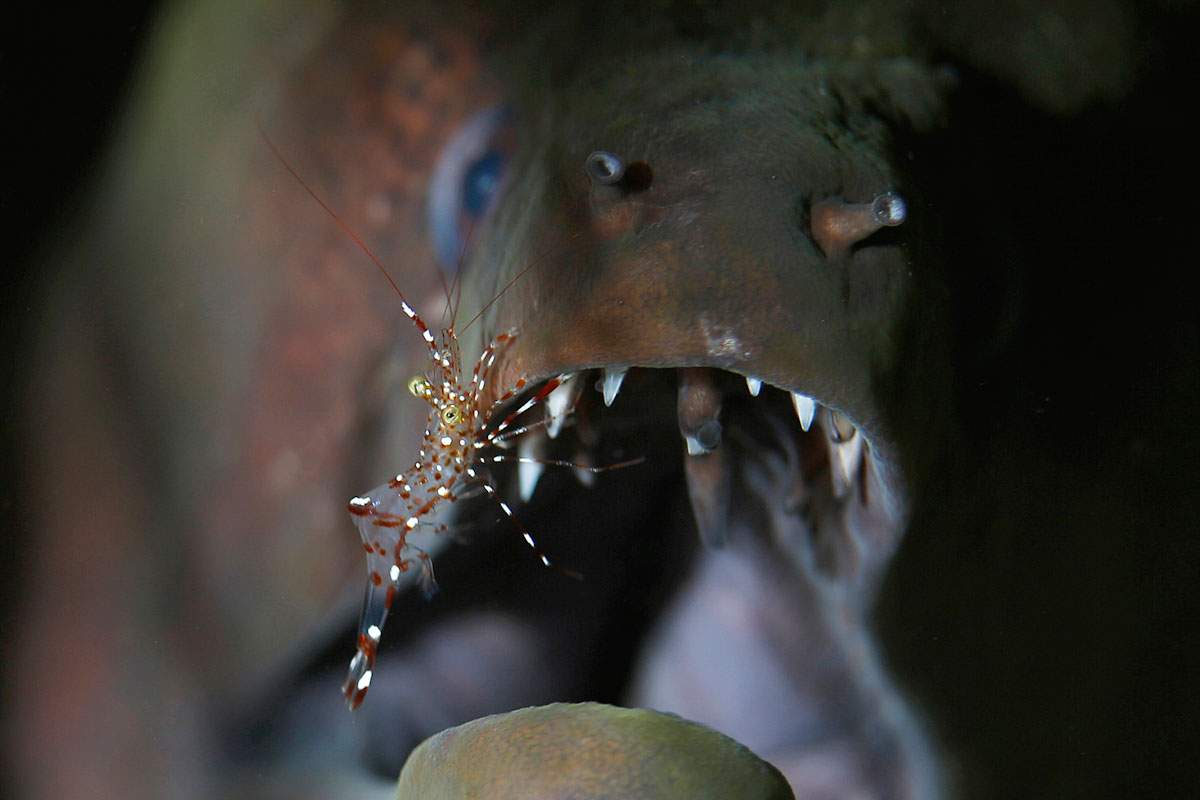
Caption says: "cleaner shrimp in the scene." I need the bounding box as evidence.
[263,130,630,710]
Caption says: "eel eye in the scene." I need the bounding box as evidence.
[429,106,511,275]
[408,376,432,398]
[442,405,464,425]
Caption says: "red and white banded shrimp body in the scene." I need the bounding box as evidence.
[263,127,597,710]
[342,313,573,709]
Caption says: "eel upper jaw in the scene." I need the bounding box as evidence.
[491,360,906,586]
[466,233,910,560]
[460,180,913,591]
[457,61,929,592]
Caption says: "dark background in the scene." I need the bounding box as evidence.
[880,26,1200,794]
[4,2,162,522]
[3,6,160,791]
[6,3,161,272]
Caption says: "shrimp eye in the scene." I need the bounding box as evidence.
[408,376,432,398]
[442,405,464,425]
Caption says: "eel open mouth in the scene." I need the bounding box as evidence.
[493,364,903,591]
[350,45,950,791]
[396,40,951,790]
[461,366,924,796]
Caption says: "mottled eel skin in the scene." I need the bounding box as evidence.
[10,1,1196,799]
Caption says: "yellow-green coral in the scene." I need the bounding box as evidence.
[395,702,794,799]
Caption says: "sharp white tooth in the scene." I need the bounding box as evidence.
[791,392,816,431]
[518,435,545,502]
[682,419,722,456]
[545,374,577,439]
[745,376,762,396]
[601,367,627,407]
[828,430,865,500]
[827,409,856,443]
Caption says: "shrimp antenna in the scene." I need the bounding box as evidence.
[258,122,442,358]
[459,232,582,336]
[443,170,501,332]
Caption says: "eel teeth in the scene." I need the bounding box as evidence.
[682,420,722,456]
[791,392,817,432]
[518,434,546,502]
[683,438,730,549]
[745,376,763,396]
[678,368,723,456]
[601,367,628,407]
[544,373,580,439]
[827,408,856,444]
[825,408,864,500]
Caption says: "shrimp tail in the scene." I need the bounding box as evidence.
[342,544,437,710]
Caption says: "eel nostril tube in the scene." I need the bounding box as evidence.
[810,192,907,257]
[586,151,626,185]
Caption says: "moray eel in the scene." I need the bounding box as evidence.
[436,10,950,797]
[12,1,1192,799]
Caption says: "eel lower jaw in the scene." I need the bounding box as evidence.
[493,364,906,593]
